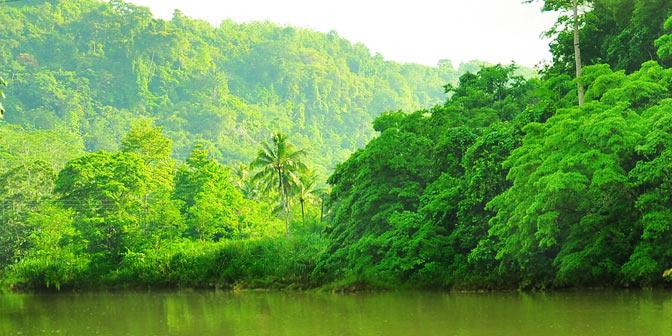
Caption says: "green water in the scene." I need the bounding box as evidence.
[1,290,671,335]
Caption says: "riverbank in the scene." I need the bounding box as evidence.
[3,230,671,293]
[2,235,326,292]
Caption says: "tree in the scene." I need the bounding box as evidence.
[295,172,322,225]
[314,65,544,286]
[55,152,150,270]
[231,162,259,199]
[120,118,176,200]
[655,16,672,61]
[0,76,6,119]
[120,119,183,246]
[8,203,88,290]
[0,124,85,175]
[571,0,586,105]
[485,62,671,287]
[121,119,173,168]
[317,186,331,224]
[621,93,672,284]
[0,161,54,269]
[251,133,307,237]
[174,145,245,240]
[529,0,590,105]
[545,0,672,74]
[0,0,479,175]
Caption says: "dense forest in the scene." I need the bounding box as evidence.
[2,0,672,291]
[0,0,508,176]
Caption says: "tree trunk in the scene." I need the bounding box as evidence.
[573,0,585,106]
[278,170,290,238]
[320,197,324,224]
[300,199,305,225]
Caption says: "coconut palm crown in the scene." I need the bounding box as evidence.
[251,132,307,237]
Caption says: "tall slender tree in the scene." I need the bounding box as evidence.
[571,0,585,105]
[295,172,322,225]
[316,186,331,225]
[251,133,307,237]
[529,0,589,105]
[0,76,6,119]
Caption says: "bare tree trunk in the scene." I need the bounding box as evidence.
[282,197,289,238]
[573,0,585,106]
[300,199,305,225]
[278,170,290,238]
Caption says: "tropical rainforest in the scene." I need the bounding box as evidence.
[1,0,672,291]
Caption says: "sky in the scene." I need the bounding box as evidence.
[125,0,558,68]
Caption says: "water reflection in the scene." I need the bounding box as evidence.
[1,290,671,335]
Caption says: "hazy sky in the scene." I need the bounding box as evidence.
[125,0,558,68]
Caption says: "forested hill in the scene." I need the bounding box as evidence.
[0,0,501,173]
[4,0,672,291]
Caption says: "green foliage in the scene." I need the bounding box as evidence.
[175,145,280,240]
[0,161,54,269]
[116,235,326,289]
[487,62,672,287]
[121,119,172,159]
[3,124,289,289]
[251,133,308,236]
[545,0,672,74]
[0,0,490,173]
[6,0,672,292]
[655,16,672,61]
[295,172,324,226]
[315,65,550,287]
[321,58,672,289]
[9,233,326,290]
[0,124,84,272]
[620,98,672,284]
[0,124,85,174]
[55,151,151,271]
[7,204,88,290]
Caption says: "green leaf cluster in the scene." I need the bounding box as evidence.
[0,0,499,174]
[321,58,672,289]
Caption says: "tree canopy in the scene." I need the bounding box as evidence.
[0,0,502,175]
[3,0,672,291]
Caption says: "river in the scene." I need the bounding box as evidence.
[1,290,671,335]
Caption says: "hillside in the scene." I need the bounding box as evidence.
[0,0,501,174]
[2,0,672,292]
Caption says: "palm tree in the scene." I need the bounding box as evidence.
[296,172,322,225]
[251,133,307,237]
[231,162,258,200]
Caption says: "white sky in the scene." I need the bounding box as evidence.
[125,0,558,68]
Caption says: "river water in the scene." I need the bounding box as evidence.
[1,290,670,335]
